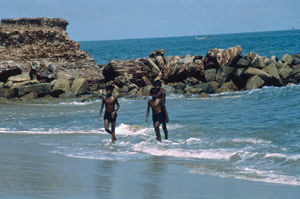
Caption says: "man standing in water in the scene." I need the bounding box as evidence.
[146,88,163,141]
[153,80,168,139]
[98,85,120,143]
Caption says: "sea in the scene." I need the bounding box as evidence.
[0,30,300,199]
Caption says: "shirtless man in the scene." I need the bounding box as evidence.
[98,85,120,143]
[146,88,164,141]
[153,80,168,139]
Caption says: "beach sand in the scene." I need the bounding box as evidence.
[0,138,299,199]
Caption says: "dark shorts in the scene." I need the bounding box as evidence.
[153,112,163,125]
[104,111,117,123]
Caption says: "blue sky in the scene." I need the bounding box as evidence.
[1,0,299,41]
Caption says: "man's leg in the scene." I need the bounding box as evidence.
[104,119,112,134]
[154,121,162,141]
[162,122,168,140]
[111,121,117,142]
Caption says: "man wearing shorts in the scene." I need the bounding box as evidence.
[98,85,120,143]
[146,88,164,141]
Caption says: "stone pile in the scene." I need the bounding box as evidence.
[1,17,299,101]
[98,46,300,98]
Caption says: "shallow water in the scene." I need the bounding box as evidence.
[1,85,300,191]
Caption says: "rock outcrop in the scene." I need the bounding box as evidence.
[0,17,102,99]
[1,17,299,100]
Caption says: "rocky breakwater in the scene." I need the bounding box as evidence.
[0,17,102,100]
[100,46,300,98]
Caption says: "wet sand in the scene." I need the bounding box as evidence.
[0,138,299,199]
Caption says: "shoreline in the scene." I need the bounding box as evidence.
[0,137,299,199]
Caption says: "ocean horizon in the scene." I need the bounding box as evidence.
[78,28,299,42]
[80,29,300,65]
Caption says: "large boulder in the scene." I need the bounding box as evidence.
[286,65,300,84]
[136,85,153,97]
[205,69,217,82]
[193,82,214,94]
[3,81,14,89]
[150,49,166,69]
[263,63,281,84]
[103,59,152,88]
[0,64,22,82]
[206,45,242,67]
[71,78,88,96]
[181,55,195,64]
[251,56,266,69]
[0,88,17,98]
[11,80,39,89]
[30,61,57,82]
[245,67,272,81]
[51,79,70,97]
[208,81,220,93]
[293,56,300,65]
[198,92,210,98]
[245,52,259,64]
[216,66,235,84]
[161,84,175,93]
[277,63,293,79]
[281,54,293,65]
[17,83,51,97]
[184,77,201,85]
[145,58,160,77]
[185,87,203,94]
[56,71,74,80]
[162,57,204,83]
[216,80,238,93]
[21,92,38,100]
[245,75,265,90]
[236,57,251,67]
[8,72,31,82]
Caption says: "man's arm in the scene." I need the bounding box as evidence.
[161,90,169,122]
[153,89,162,99]
[98,98,105,122]
[161,89,166,105]
[114,98,120,112]
[146,101,150,122]
[111,98,120,118]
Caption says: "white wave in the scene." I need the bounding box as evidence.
[265,153,300,161]
[166,123,184,130]
[232,138,271,144]
[58,151,140,161]
[166,94,185,100]
[185,137,204,145]
[133,142,235,160]
[0,128,106,135]
[210,93,244,99]
[0,123,156,136]
[59,101,98,105]
[238,167,300,186]
[115,123,151,136]
[190,167,300,186]
[115,123,183,136]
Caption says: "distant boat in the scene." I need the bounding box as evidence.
[195,35,212,40]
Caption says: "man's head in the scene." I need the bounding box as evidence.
[150,88,159,98]
[106,85,114,95]
[153,80,162,89]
